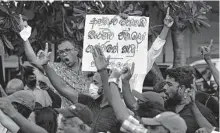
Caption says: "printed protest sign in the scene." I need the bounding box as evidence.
[82,14,149,74]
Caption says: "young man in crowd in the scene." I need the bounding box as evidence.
[31,7,173,133]
[90,44,187,133]
[164,66,218,133]
[22,65,52,107]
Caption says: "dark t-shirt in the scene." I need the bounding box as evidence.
[196,91,219,120]
[179,101,218,133]
[78,94,119,133]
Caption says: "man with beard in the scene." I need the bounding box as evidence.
[163,66,218,133]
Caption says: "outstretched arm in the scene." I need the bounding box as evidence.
[201,39,219,87]
[18,14,44,72]
[131,7,173,93]
[189,88,215,133]
[121,64,138,111]
[43,64,78,104]
[91,45,147,133]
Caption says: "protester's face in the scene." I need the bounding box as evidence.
[165,75,180,99]
[89,72,103,99]
[26,74,37,88]
[147,125,169,133]
[61,116,91,133]
[58,41,78,67]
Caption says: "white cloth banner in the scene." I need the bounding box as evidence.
[82,15,149,74]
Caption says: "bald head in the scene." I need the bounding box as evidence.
[6,78,24,95]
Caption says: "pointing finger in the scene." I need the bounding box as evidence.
[209,39,213,49]
[45,43,48,54]
[166,7,170,16]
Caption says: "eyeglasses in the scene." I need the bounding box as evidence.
[57,48,76,56]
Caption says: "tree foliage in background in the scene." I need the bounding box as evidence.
[0,1,148,58]
[155,1,212,67]
[0,0,212,85]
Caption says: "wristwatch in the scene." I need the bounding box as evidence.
[108,78,119,85]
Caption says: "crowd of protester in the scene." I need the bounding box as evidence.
[0,7,219,133]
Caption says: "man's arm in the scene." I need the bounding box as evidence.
[0,110,19,133]
[131,8,173,93]
[121,65,138,111]
[189,89,215,133]
[201,40,219,87]
[43,64,78,104]
[100,70,129,122]
[122,81,138,111]
[204,57,219,87]
[190,102,214,133]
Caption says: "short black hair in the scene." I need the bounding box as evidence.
[137,101,165,118]
[166,66,194,88]
[23,66,35,79]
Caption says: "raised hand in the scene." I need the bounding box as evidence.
[0,98,17,118]
[163,7,174,28]
[91,45,110,71]
[200,39,213,59]
[18,14,32,41]
[121,63,135,81]
[18,14,28,32]
[36,43,51,66]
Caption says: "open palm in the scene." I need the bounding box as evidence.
[91,45,110,71]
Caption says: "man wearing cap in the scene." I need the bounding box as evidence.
[0,90,36,133]
[55,103,93,133]
[142,112,187,133]
[7,90,36,118]
[5,78,24,95]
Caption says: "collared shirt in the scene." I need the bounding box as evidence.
[78,94,119,133]
[130,37,166,93]
[24,85,52,107]
[120,115,148,133]
[48,62,90,107]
